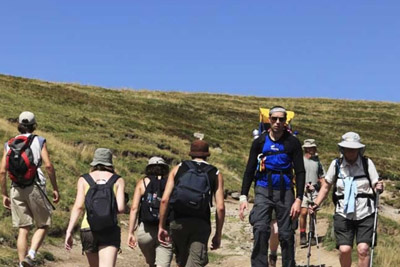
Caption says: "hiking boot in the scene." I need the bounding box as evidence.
[300,232,307,246]
[21,255,34,267]
[269,254,277,267]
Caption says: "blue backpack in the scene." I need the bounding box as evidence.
[83,173,120,231]
[170,161,213,218]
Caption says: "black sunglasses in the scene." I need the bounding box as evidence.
[270,116,286,122]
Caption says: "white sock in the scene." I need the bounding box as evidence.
[28,249,36,259]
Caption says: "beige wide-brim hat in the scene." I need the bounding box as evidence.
[338,132,365,149]
[90,148,113,166]
[302,139,317,148]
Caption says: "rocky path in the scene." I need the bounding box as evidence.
[42,197,344,267]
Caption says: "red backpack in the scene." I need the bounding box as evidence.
[6,134,38,186]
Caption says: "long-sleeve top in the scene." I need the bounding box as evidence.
[241,130,306,198]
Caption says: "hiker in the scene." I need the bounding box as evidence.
[158,139,225,267]
[299,139,325,246]
[239,106,305,267]
[0,111,60,267]
[127,156,173,267]
[65,148,125,267]
[309,132,384,267]
[252,128,279,267]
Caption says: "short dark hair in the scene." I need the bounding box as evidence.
[91,164,115,173]
[18,123,36,134]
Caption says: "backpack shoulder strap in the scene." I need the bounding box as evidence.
[183,160,196,170]
[28,134,37,145]
[202,164,215,175]
[361,156,375,195]
[106,173,121,186]
[82,173,96,187]
[334,157,343,180]
[142,178,148,190]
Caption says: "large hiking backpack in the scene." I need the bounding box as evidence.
[170,161,214,218]
[139,175,166,224]
[6,134,38,186]
[332,156,375,207]
[83,173,121,232]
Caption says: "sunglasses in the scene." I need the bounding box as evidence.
[270,116,286,123]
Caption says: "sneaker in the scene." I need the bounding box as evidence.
[21,255,34,267]
[300,232,307,246]
[269,254,277,267]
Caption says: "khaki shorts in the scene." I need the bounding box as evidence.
[170,218,211,267]
[10,185,52,228]
[137,222,173,267]
[301,191,318,208]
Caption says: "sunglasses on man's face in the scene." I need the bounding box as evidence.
[270,116,286,123]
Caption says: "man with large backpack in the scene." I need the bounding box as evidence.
[310,132,383,267]
[158,139,225,267]
[239,106,305,267]
[0,111,60,267]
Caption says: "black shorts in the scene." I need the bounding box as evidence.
[80,226,121,254]
[333,213,374,249]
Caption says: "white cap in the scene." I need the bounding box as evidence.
[18,111,36,125]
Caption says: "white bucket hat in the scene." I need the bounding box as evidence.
[302,139,317,148]
[338,132,365,149]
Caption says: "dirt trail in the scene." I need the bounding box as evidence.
[42,197,344,267]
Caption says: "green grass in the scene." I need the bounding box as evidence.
[1,73,400,263]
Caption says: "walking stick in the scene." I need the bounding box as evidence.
[307,185,322,267]
[306,206,313,267]
[369,179,382,267]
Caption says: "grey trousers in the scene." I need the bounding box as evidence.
[249,187,296,267]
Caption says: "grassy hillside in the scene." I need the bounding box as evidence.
[0,73,399,264]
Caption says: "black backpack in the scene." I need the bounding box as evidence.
[83,173,120,232]
[332,156,375,207]
[170,161,214,218]
[6,134,38,187]
[139,176,166,224]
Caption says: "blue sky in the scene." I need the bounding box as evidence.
[1,1,399,102]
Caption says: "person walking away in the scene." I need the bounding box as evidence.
[65,148,125,267]
[299,139,325,246]
[239,106,305,267]
[310,132,383,267]
[128,156,173,267]
[0,111,60,267]
[158,139,225,267]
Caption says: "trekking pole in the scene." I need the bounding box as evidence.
[308,185,322,267]
[369,178,382,267]
[312,209,322,267]
[306,204,313,267]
